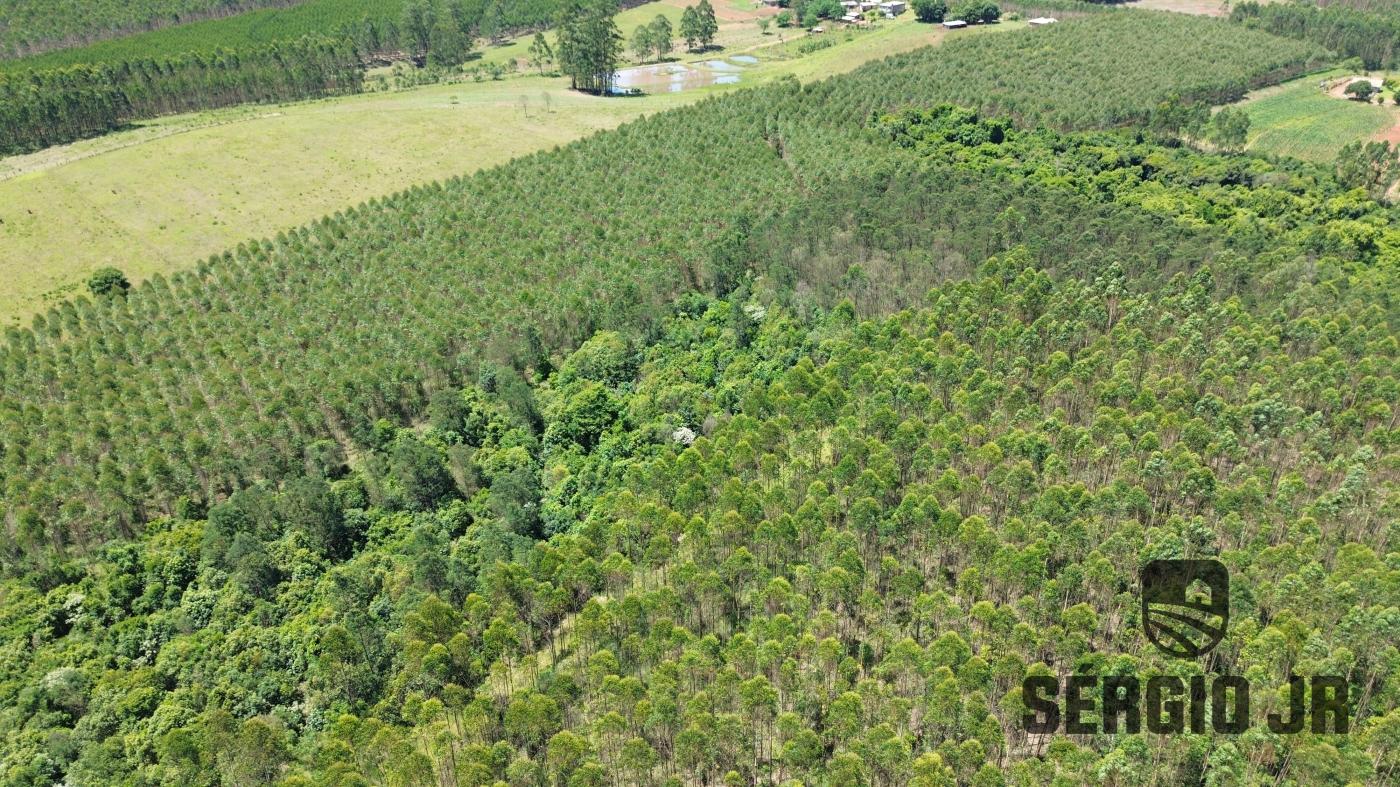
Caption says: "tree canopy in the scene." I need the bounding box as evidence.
[555,0,623,93]
[0,15,1396,783]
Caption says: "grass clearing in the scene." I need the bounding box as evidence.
[0,0,999,324]
[0,79,697,322]
[1236,69,1398,162]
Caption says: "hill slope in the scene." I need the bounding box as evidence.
[0,12,1331,569]
[2,76,1398,787]
[0,0,300,59]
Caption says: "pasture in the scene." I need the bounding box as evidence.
[0,1,1000,324]
[0,78,694,323]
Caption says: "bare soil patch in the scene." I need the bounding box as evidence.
[1376,117,1400,144]
[1128,0,1228,17]
[1327,75,1383,99]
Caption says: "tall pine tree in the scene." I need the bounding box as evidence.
[555,0,621,93]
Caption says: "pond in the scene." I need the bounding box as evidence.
[729,55,759,64]
[610,61,747,94]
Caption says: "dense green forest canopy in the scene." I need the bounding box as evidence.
[0,0,302,59]
[3,5,1400,784]
[0,14,1333,566]
[3,100,1398,775]
[0,0,392,70]
[0,0,641,74]
[0,0,651,155]
[1231,0,1400,70]
[0,0,407,154]
[1314,0,1400,10]
[0,35,365,155]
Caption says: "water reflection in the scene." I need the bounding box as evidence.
[610,55,758,94]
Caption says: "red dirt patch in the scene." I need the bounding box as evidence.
[1127,0,1226,17]
[674,0,775,22]
[1375,118,1400,145]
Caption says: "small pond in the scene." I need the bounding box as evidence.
[611,61,747,93]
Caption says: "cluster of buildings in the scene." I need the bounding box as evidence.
[838,0,906,24]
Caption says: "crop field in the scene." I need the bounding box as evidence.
[1238,70,1398,162]
[0,1,1007,324]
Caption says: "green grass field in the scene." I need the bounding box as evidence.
[0,78,697,323]
[0,0,1007,324]
[1238,70,1398,162]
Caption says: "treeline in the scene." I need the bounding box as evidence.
[0,0,302,60]
[0,0,485,155]
[0,13,1333,567]
[1,0,644,74]
[1231,0,1400,70]
[0,36,362,155]
[0,0,642,153]
[0,0,400,73]
[863,10,1326,130]
[556,0,626,93]
[1316,0,1400,10]
[999,0,1116,16]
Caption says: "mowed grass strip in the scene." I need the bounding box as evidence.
[1240,71,1397,162]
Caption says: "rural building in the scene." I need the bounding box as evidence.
[943,19,967,28]
[1028,16,1057,25]
[880,1,907,15]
